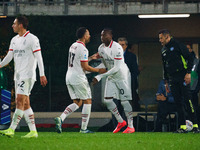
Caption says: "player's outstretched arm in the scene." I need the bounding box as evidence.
[88,52,101,62]
[0,51,13,68]
[81,61,106,73]
[97,58,123,79]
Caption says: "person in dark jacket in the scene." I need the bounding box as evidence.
[154,80,176,132]
[159,29,200,133]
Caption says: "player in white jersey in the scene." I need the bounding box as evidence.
[0,16,47,138]
[92,28,135,133]
[55,27,106,133]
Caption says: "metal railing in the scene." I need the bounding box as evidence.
[0,0,199,16]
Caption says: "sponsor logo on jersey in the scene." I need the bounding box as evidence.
[14,50,25,54]
[105,58,114,65]
[84,54,87,59]
[14,49,25,57]
[116,54,122,57]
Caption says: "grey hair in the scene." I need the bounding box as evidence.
[118,37,128,45]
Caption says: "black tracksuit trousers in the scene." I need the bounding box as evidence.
[169,71,198,126]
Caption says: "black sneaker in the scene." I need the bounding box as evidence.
[191,127,200,133]
[173,128,188,133]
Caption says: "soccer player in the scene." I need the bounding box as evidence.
[92,28,135,133]
[0,16,47,138]
[54,27,106,133]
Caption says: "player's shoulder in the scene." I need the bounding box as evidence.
[112,41,123,53]
[11,35,18,41]
[112,41,121,48]
[71,42,88,53]
[98,44,104,51]
[25,32,39,43]
[27,32,38,39]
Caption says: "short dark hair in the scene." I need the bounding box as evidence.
[76,27,87,39]
[158,29,171,36]
[103,28,113,36]
[186,43,192,49]
[16,15,29,29]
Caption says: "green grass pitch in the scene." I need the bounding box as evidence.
[1,130,200,150]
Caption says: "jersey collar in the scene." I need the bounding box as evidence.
[76,41,86,47]
[23,31,30,37]
[109,40,113,48]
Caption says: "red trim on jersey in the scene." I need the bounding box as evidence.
[109,40,113,48]
[24,31,30,37]
[80,60,88,62]
[33,49,41,53]
[77,41,86,47]
[9,49,13,51]
[114,58,122,60]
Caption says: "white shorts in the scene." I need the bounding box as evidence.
[104,78,132,101]
[15,79,35,96]
[67,82,92,100]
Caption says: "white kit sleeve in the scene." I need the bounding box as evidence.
[95,58,123,82]
[0,51,13,67]
[34,51,45,76]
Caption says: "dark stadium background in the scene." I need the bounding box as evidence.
[1,14,200,112]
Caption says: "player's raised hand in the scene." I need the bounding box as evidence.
[92,77,98,85]
[40,76,48,87]
[98,68,107,74]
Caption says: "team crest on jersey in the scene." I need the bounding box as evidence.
[170,47,174,51]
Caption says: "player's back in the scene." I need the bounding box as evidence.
[66,41,88,85]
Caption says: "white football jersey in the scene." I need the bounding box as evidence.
[9,31,41,81]
[98,40,130,81]
[66,41,88,85]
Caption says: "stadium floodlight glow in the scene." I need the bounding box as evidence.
[138,14,190,18]
[0,16,7,18]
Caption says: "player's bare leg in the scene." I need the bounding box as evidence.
[80,99,93,133]
[55,99,80,133]
[104,97,126,133]
[121,101,135,133]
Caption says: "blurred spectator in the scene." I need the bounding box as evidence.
[154,79,176,132]
[128,43,143,72]
[186,44,200,124]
